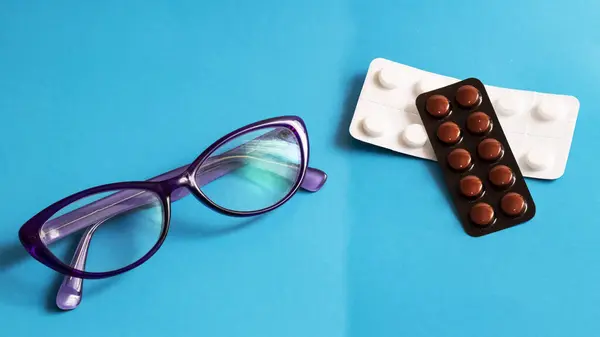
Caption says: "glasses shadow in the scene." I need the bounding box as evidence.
[0,240,121,313]
[0,241,63,312]
[0,242,30,270]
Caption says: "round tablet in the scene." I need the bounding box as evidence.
[437,121,461,144]
[361,116,386,137]
[426,95,450,118]
[401,124,428,148]
[414,78,437,95]
[495,96,522,117]
[466,112,491,135]
[501,192,526,217]
[535,99,565,121]
[470,202,495,227]
[477,138,503,161]
[525,147,553,171]
[459,175,483,198]
[456,85,481,108]
[404,102,418,115]
[377,67,399,89]
[447,148,472,171]
[488,165,514,188]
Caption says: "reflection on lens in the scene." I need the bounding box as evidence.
[196,127,302,212]
[40,189,164,273]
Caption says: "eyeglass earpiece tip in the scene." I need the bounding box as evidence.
[56,280,82,311]
[301,167,328,192]
[56,293,81,311]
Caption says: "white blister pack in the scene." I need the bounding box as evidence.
[349,58,580,180]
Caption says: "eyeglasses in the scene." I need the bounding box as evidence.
[18,115,327,311]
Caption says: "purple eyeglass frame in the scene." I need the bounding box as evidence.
[18,115,327,310]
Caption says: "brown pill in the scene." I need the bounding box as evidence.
[437,122,461,144]
[459,175,483,198]
[470,202,495,227]
[477,138,503,161]
[426,95,450,117]
[489,165,514,187]
[456,85,481,107]
[467,112,491,135]
[501,192,526,216]
[447,148,472,171]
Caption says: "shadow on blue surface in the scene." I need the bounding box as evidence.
[0,241,72,312]
[0,243,29,270]
[0,240,113,313]
[424,162,461,226]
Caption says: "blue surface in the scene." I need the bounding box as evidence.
[0,1,598,336]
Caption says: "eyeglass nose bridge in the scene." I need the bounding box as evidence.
[157,171,202,206]
[160,171,192,191]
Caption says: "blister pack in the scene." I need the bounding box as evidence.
[349,58,580,180]
[415,78,536,236]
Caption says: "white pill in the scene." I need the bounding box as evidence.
[361,115,386,137]
[495,96,522,117]
[377,67,400,89]
[525,147,553,171]
[535,99,564,121]
[414,78,437,94]
[401,123,428,148]
[404,102,418,115]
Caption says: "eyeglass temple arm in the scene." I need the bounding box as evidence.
[55,220,104,310]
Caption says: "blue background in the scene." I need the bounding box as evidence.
[0,1,597,336]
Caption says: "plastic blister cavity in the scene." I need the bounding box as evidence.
[401,124,428,148]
